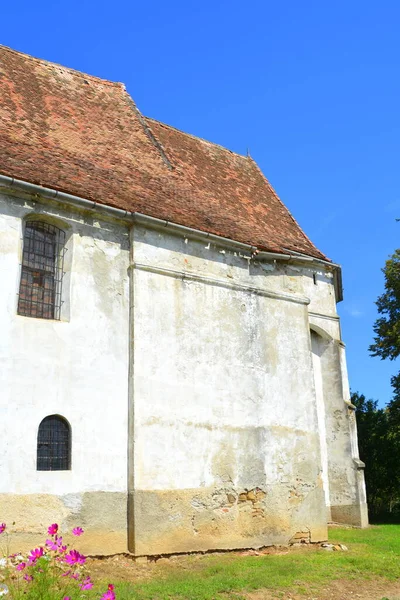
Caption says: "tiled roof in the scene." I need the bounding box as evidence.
[0,45,328,260]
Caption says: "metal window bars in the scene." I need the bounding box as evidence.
[18,221,66,320]
[37,415,71,471]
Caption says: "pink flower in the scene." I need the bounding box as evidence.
[46,536,64,551]
[101,584,116,600]
[45,539,58,551]
[79,577,93,590]
[64,550,86,566]
[80,582,93,591]
[63,597,71,600]
[0,524,6,534]
[62,570,79,580]
[16,562,26,571]
[23,574,33,582]
[72,527,84,537]
[28,547,44,564]
[47,523,58,536]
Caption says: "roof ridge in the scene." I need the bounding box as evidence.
[248,157,331,262]
[145,117,249,160]
[0,44,122,88]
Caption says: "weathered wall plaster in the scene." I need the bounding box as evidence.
[129,227,347,554]
[0,193,367,556]
[310,331,368,527]
[0,193,130,553]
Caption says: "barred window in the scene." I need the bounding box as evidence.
[37,415,71,471]
[18,221,66,320]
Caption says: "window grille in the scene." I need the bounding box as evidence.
[37,415,71,471]
[18,221,66,320]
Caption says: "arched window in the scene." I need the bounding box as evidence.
[37,415,71,471]
[18,221,66,320]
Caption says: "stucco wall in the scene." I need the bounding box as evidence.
[0,192,130,554]
[0,191,366,556]
[130,227,329,554]
[310,329,368,528]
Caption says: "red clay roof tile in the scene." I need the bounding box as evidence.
[0,45,328,261]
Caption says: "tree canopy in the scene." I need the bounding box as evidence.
[358,250,400,517]
[370,248,400,361]
[352,391,400,517]
[369,248,400,434]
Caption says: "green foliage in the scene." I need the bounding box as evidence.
[352,392,400,517]
[0,523,112,600]
[367,249,400,515]
[370,248,400,361]
[7,555,80,600]
[351,392,389,511]
[369,249,400,425]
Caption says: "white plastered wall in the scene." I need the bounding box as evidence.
[0,192,130,551]
[129,226,332,554]
[0,189,366,554]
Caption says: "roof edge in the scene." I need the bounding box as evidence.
[0,173,342,291]
[0,44,123,88]
[248,156,331,263]
[146,117,331,264]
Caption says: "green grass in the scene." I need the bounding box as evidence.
[109,525,400,600]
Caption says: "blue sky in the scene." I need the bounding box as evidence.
[2,1,399,405]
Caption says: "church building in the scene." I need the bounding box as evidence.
[0,45,368,556]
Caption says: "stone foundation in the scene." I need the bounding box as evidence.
[0,492,128,555]
[130,484,328,555]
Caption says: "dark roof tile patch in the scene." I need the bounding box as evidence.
[0,45,328,261]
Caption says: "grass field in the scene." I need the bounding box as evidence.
[92,525,400,600]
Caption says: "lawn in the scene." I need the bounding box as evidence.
[92,525,400,600]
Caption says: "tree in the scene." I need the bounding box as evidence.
[370,248,400,363]
[351,392,390,513]
[360,250,400,518]
[370,249,400,467]
[387,373,400,430]
[352,391,400,517]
